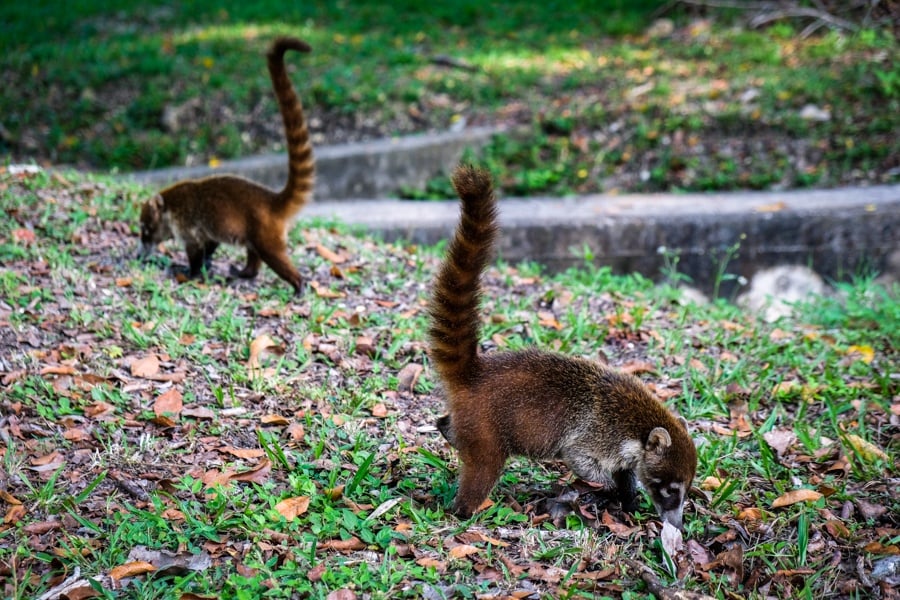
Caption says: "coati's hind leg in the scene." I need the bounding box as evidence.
[257,242,303,294]
[230,248,262,279]
[452,444,505,517]
[436,414,457,448]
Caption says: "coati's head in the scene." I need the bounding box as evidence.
[636,419,697,530]
[138,194,172,258]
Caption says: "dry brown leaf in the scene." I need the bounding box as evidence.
[316,244,347,264]
[274,496,311,521]
[219,447,266,459]
[448,544,481,559]
[4,504,26,524]
[737,507,764,521]
[230,459,272,485]
[370,403,388,418]
[260,414,290,426]
[310,280,345,299]
[620,360,657,375]
[0,490,22,505]
[182,406,216,420]
[701,476,722,491]
[319,537,365,552]
[772,489,823,508]
[247,334,284,374]
[153,388,183,418]
[131,354,160,378]
[40,365,77,376]
[416,557,447,572]
[109,561,157,581]
[287,422,305,441]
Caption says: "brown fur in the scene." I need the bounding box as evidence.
[139,37,314,293]
[429,165,697,528]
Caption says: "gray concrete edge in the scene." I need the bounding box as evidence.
[304,184,900,294]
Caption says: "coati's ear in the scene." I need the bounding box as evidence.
[646,427,672,453]
[677,416,689,431]
[151,193,165,212]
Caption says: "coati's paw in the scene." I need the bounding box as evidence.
[229,264,259,280]
[450,497,477,519]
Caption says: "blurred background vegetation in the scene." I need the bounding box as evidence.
[1,0,897,196]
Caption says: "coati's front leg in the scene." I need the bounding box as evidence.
[203,241,220,268]
[612,469,639,513]
[452,443,506,517]
[185,241,209,278]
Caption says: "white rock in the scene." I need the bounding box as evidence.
[738,265,827,322]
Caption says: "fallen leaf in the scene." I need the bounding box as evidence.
[219,447,266,459]
[845,344,874,364]
[843,433,890,463]
[660,521,683,573]
[153,388,183,418]
[12,228,36,244]
[448,544,480,559]
[701,476,722,491]
[772,489,823,508]
[310,280,345,299]
[307,564,326,581]
[131,354,160,378]
[763,428,797,458]
[4,504,26,524]
[620,360,656,375]
[230,459,272,485]
[370,403,388,418]
[182,406,216,420]
[416,557,447,572]
[0,490,22,505]
[260,414,290,426]
[319,537,365,552]
[287,422,305,441]
[274,496,310,521]
[109,561,156,581]
[316,244,347,264]
[247,333,284,375]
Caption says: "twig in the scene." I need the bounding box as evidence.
[35,567,85,600]
[623,559,715,600]
[429,55,478,73]
[749,7,860,31]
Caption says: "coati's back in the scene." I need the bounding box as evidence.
[428,165,697,528]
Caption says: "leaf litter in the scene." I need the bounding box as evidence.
[0,169,897,598]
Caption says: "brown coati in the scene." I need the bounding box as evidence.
[428,165,697,529]
[139,36,315,293]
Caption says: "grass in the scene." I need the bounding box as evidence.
[1,168,898,598]
[2,1,898,196]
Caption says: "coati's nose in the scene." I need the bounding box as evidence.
[659,506,684,531]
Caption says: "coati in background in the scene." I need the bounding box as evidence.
[139,37,315,294]
[428,165,697,529]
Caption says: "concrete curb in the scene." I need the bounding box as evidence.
[127,126,500,200]
[305,185,900,295]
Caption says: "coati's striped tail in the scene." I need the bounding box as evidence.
[428,165,499,392]
[267,37,314,216]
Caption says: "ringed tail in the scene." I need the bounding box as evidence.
[428,165,499,392]
[267,36,314,216]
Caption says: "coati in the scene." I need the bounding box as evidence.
[428,165,697,529]
[139,37,315,294]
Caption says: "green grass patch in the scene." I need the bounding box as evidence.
[0,170,897,598]
[2,2,897,195]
